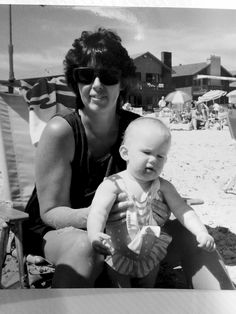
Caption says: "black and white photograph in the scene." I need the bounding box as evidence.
[0,1,236,313]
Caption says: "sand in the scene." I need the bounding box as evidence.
[1,124,236,288]
[163,125,236,284]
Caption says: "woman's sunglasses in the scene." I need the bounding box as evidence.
[73,67,121,86]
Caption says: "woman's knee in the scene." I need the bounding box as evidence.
[43,228,97,265]
[44,228,104,283]
[63,240,94,269]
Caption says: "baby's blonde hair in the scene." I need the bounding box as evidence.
[122,117,171,145]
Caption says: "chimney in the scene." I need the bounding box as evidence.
[209,55,221,76]
[161,51,172,69]
[208,55,221,86]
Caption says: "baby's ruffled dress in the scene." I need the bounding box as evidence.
[105,176,172,278]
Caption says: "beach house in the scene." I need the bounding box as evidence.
[172,55,234,103]
[129,52,174,111]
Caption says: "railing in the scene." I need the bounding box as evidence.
[137,81,165,90]
[192,85,227,94]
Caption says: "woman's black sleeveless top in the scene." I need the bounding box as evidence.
[23,109,138,254]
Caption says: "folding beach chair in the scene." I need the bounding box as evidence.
[0,78,204,289]
[0,91,35,288]
[227,106,236,141]
[223,106,236,195]
[0,78,75,288]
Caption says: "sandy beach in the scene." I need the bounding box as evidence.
[164,125,236,285]
[1,124,236,288]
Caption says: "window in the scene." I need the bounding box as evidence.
[146,73,159,84]
[146,96,154,105]
[135,72,141,81]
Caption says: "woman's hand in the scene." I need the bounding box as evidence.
[107,192,133,223]
[107,193,171,225]
[151,199,171,225]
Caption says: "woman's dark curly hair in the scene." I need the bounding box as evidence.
[64,27,137,110]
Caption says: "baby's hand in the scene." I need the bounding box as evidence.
[91,232,114,256]
[196,232,216,252]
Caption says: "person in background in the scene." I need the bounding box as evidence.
[158,96,167,109]
[23,28,234,289]
[213,102,220,119]
[122,102,132,111]
[200,102,210,129]
[190,101,204,130]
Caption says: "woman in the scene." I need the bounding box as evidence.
[23,28,234,289]
[190,102,205,130]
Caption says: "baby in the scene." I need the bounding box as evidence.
[87,117,215,287]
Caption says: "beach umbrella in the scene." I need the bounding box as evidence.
[227,90,236,97]
[198,90,226,103]
[226,90,236,104]
[165,90,192,111]
[165,90,192,105]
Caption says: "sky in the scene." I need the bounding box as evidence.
[1,3,236,80]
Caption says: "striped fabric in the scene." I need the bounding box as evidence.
[106,231,172,278]
[0,92,35,209]
[105,177,172,278]
[20,76,76,146]
[198,90,227,103]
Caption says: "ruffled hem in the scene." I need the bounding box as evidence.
[105,232,172,278]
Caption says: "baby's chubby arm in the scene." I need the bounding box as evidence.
[87,179,118,255]
[159,178,216,252]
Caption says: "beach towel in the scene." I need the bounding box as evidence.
[20,76,76,146]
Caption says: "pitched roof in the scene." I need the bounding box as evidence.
[131,51,172,71]
[131,52,147,59]
[172,62,208,77]
[230,70,236,76]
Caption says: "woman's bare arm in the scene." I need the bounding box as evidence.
[35,116,89,229]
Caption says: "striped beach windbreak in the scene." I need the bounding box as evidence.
[20,76,76,146]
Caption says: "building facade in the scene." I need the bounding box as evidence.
[128,52,174,111]
[172,55,234,103]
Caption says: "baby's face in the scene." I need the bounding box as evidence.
[125,125,170,183]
